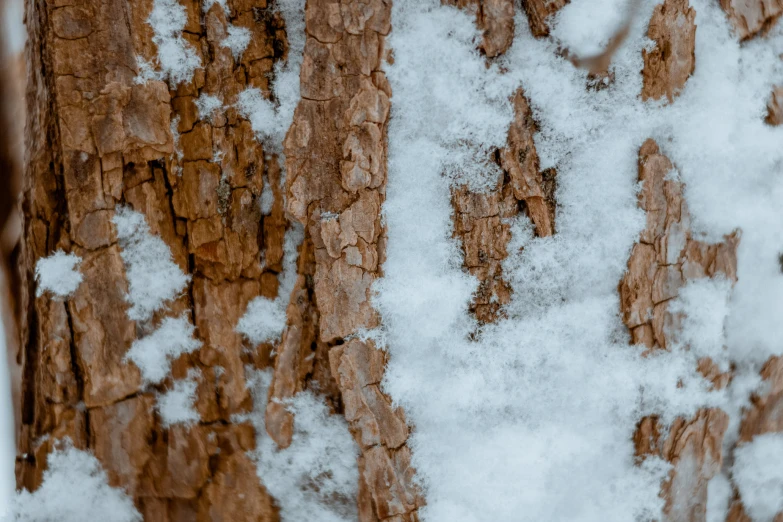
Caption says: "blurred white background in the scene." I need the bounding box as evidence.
[1,0,25,514]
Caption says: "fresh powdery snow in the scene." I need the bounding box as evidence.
[732,433,783,522]
[376,1,783,521]
[10,446,141,522]
[235,0,305,153]
[222,24,251,59]
[240,370,359,522]
[125,315,201,384]
[146,0,201,84]
[34,250,83,298]
[237,224,303,345]
[157,371,201,427]
[113,207,190,321]
[194,93,224,121]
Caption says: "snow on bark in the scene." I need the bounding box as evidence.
[243,369,360,522]
[16,0,301,517]
[11,446,142,522]
[34,251,83,298]
[280,1,424,519]
[379,1,783,521]
[732,433,783,522]
[125,315,201,384]
[719,0,783,40]
[156,372,200,427]
[147,0,201,84]
[113,207,190,321]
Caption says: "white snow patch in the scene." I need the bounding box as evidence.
[35,251,83,298]
[668,278,733,371]
[157,372,200,427]
[706,473,732,522]
[147,0,201,85]
[733,433,783,522]
[259,172,275,215]
[550,0,636,57]
[222,25,251,59]
[236,297,286,345]
[237,224,304,344]
[10,445,141,522]
[235,0,305,154]
[113,207,190,321]
[126,315,201,384]
[194,93,224,121]
[242,370,359,522]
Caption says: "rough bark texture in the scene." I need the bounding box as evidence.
[16,0,293,518]
[280,1,423,520]
[452,88,556,323]
[720,0,783,40]
[520,0,569,38]
[642,0,696,102]
[630,5,783,521]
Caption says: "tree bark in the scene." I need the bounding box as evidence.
[13,0,783,521]
[16,0,293,518]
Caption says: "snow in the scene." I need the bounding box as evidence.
[157,373,200,427]
[125,315,201,384]
[236,297,286,345]
[241,370,359,522]
[10,446,141,522]
[235,0,305,154]
[194,93,224,121]
[34,251,83,298]
[237,224,304,345]
[378,1,783,521]
[146,0,201,84]
[732,433,783,522]
[550,0,635,57]
[113,207,190,321]
[222,25,251,59]
[706,474,732,522]
[668,278,733,371]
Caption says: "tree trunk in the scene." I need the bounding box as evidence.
[12,0,783,521]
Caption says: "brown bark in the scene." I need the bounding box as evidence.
[520,0,569,38]
[280,1,423,519]
[623,140,737,522]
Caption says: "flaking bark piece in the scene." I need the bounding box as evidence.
[642,0,697,102]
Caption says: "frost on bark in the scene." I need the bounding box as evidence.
[280,1,423,520]
[16,0,294,518]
